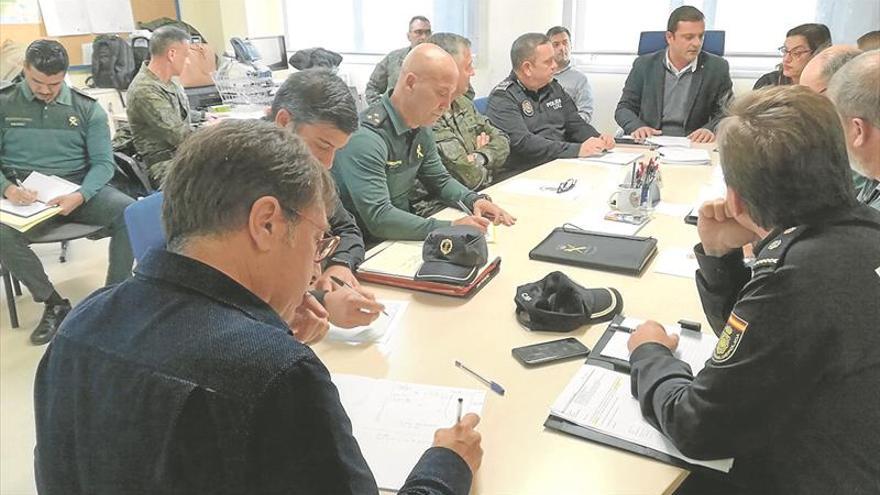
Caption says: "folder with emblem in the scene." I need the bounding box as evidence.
[529,227,658,275]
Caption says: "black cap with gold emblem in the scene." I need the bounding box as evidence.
[415,226,488,285]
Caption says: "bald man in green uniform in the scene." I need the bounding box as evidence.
[332,43,516,242]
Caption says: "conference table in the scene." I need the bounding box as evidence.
[312,144,721,495]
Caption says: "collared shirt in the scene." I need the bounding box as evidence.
[332,93,478,241]
[34,249,472,495]
[664,49,699,77]
[0,79,114,200]
[553,63,595,123]
[859,178,880,211]
[126,62,197,165]
[629,204,880,493]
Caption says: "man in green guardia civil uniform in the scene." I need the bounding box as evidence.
[332,43,516,242]
[0,40,134,345]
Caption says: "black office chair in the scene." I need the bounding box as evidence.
[1,222,105,328]
[637,30,726,56]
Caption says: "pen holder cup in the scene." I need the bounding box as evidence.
[608,186,642,215]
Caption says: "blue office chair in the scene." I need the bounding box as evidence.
[123,191,166,263]
[637,30,726,56]
[473,97,489,115]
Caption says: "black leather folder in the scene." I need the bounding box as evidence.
[529,227,658,275]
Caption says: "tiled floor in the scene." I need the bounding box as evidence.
[1,238,110,495]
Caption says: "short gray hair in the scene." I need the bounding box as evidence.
[718,86,855,229]
[828,50,880,129]
[163,119,337,250]
[427,33,471,59]
[149,25,190,57]
[819,46,862,87]
[511,33,549,69]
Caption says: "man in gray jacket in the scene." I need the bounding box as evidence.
[615,6,732,143]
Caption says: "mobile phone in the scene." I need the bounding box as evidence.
[512,338,591,367]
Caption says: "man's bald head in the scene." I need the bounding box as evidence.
[800,45,863,93]
[391,43,459,128]
[828,50,880,179]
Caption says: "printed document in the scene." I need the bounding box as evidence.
[333,374,486,490]
[600,318,717,375]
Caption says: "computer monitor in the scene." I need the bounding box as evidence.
[246,35,288,71]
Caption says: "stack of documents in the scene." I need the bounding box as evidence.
[0,200,61,232]
[658,147,711,165]
[326,300,408,345]
[583,150,644,166]
[645,136,691,148]
[0,172,79,232]
[332,374,485,491]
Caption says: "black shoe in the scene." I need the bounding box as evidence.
[30,299,72,346]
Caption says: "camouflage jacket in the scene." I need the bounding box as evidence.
[126,63,200,167]
[432,95,510,189]
[365,46,410,104]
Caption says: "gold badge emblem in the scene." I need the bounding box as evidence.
[386,160,402,168]
[767,239,782,250]
[712,312,749,363]
[68,116,79,127]
[416,143,424,159]
[521,100,534,117]
[439,238,454,255]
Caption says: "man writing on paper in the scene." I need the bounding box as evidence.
[487,33,613,173]
[626,86,880,494]
[127,26,215,184]
[828,51,880,211]
[34,120,484,494]
[615,6,732,144]
[333,43,516,242]
[269,69,384,333]
[0,40,134,345]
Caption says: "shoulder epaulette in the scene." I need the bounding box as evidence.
[361,101,389,129]
[491,79,513,93]
[70,87,97,101]
[751,225,809,276]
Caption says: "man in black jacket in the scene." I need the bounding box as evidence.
[626,86,880,494]
[487,32,614,172]
[615,6,732,143]
[270,69,385,333]
[34,120,483,494]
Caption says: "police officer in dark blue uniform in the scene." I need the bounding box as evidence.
[486,33,614,173]
[627,86,880,494]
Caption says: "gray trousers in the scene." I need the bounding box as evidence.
[0,186,134,302]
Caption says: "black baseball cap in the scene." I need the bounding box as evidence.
[415,226,488,286]
[514,271,623,331]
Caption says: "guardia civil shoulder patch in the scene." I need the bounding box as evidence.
[712,312,749,363]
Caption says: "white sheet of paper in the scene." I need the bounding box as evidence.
[85,0,134,33]
[550,364,733,472]
[333,374,486,491]
[326,300,408,345]
[39,0,91,36]
[500,178,585,201]
[599,318,717,375]
[646,136,692,148]
[583,151,644,166]
[567,208,647,236]
[658,147,711,165]
[359,241,424,278]
[21,171,80,204]
[0,199,53,218]
[653,248,699,278]
[653,201,693,217]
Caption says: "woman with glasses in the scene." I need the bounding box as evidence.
[753,23,831,89]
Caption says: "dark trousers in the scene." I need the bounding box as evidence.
[0,186,134,302]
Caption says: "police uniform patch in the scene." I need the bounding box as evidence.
[416,143,424,159]
[68,116,79,127]
[713,312,749,363]
[521,100,534,117]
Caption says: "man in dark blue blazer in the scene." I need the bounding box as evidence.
[615,6,732,143]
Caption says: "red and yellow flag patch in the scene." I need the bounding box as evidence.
[712,312,749,363]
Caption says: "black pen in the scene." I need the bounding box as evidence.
[456,200,473,215]
[328,275,389,316]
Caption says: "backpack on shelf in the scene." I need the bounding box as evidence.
[87,35,135,90]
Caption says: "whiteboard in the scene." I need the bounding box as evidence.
[38,0,133,36]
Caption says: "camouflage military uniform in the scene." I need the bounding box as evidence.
[364,46,410,104]
[126,62,202,182]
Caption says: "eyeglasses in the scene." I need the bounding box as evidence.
[541,178,577,194]
[778,46,812,59]
[289,209,340,262]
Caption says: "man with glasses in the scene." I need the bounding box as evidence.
[547,26,594,123]
[34,119,484,494]
[365,15,432,104]
[753,23,830,89]
[615,6,732,143]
